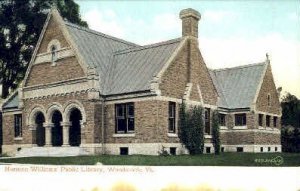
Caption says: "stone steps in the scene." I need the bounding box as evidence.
[15,146,91,157]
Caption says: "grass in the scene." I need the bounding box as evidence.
[0,153,299,166]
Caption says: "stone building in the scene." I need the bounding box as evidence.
[0,8,281,156]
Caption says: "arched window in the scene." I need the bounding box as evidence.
[267,94,271,106]
[51,45,57,63]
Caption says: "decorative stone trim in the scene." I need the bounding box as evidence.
[220,129,280,134]
[14,137,23,141]
[222,144,282,153]
[34,47,74,65]
[197,84,204,105]
[23,79,90,99]
[167,133,178,138]
[183,83,192,100]
[2,110,22,115]
[220,126,228,130]
[47,39,61,52]
[112,133,136,138]
[233,126,247,130]
[204,134,212,138]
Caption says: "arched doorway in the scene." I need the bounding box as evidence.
[51,110,63,146]
[35,112,45,147]
[69,108,82,146]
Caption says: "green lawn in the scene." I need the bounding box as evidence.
[0,153,299,166]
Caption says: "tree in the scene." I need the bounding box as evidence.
[178,102,204,155]
[281,93,300,128]
[281,92,300,152]
[212,110,220,154]
[0,0,87,99]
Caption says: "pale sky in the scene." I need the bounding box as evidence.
[76,0,300,98]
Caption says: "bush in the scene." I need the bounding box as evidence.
[212,110,220,154]
[179,102,204,155]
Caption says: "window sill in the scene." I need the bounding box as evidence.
[204,135,212,139]
[167,133,178,138]
[14,137,23,141]
[258,126,265,130]
[113,133,135,138]
[233,126,247,130]
[220,126,228,130]
[266,127,273,130]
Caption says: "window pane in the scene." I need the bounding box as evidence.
[169,118,175,133]
[117,119,126,132]
[205,108,210,134]
[259,114,263,126]
[128,118,134,132]
[116,104,125,117]
[218,114,226,126]
[266,115,270,127]
[127,103,134,117]
[273,117,277,127]
[235,114,246,126]
[14,114,22,137]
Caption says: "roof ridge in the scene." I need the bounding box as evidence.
[213,62,266,72]
[65,21,139,47]
[113,37,182,55]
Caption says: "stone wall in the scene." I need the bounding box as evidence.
[38,17,69,54]
[104,100,180,144]
[256,64,281,115]
[25,57,85,87]
[159,39,218,106]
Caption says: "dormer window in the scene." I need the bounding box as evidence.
[51,45,57,64]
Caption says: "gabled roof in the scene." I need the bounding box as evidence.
[210,62,267,109]
[65,22,138,92]
[104,38,182,95]
[2,91,19,110]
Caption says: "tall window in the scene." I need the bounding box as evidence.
[258,114,263,127]
[266,115,270,127]
[115,103,134,133]
[168,102,176,133]
[14,114,22,137]
[205,108,210,134]
[218,113,226,126]
[235,113,246,126]
[51,45,57,63]
[273,116,278,127]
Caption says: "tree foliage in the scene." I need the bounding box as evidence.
[212,110,220,154]
[0,0,87,98]
[178,102,204,155]
[281,92,300,152]
[281,93,300,128]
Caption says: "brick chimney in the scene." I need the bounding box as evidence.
[179,8,201,38]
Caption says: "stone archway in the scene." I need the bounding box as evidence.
[51,110,63,147]
[35,112,45,147]
[69,108,82,146]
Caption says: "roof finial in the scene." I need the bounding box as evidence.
[265,53,270,63]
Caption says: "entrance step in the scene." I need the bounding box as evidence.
[15,146,92,157]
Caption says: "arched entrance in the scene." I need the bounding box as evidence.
[35,112,45,147]
[51,110,63,146]
[69,108,82,146]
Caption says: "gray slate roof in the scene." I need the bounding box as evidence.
[65,22,138,92]
[210,63,267,109]
[2,91,19,109]
[66,22,181,96]
[104,38,181,95]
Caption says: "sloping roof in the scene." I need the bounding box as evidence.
[210,62,267,109]
[65,22,138,92]
[104,38,182,95]
[2,91,19,109]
